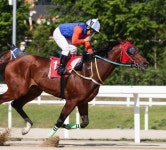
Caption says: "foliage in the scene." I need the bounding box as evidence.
[25,25,57,57]
[105,66,166,85]
[0,1,29,51]
[50,0,165,42]
[0,0,165,85]
[49,0,166,86]
[0,1,12,51]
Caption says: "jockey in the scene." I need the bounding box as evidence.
[53,18,100,75]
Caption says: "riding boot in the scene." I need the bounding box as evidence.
[57,54,71,75]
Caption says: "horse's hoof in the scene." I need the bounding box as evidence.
[22,122,32,135]
[22,128,29,135]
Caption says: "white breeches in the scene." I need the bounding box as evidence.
[53,27,77,56]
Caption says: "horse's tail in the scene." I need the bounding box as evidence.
[0,61,10,73]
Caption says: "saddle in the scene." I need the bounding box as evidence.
[48,55,82,78]
[48,51,94,78]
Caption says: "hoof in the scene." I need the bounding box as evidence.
[22,128,29,135]
[22,122,32,135]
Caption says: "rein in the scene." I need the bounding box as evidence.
[72,52,137,85]
[95,55,137,67]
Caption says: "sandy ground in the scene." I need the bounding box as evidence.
[1,140,166,150]
[1,128,166,149]
[9,128,166,140]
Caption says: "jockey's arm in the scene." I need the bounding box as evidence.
[72,26,93,53]
[84,42,93,53]
[72,26,85,45]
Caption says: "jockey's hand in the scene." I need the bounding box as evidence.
[86,51,94,60]
[93,50,97,55]
[84,36,91,42]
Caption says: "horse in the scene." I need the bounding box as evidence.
[0,38,148,138]
[0,45,26,78]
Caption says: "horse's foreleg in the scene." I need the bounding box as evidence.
[48,100,77,138]
[77,103,89,128]
[59,103,89,130]
[61,103,89,129]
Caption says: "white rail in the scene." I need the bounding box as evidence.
[0,84,166,143]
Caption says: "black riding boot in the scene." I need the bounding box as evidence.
[57,55,71,75]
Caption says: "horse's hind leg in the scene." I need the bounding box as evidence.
[11,86,42,135]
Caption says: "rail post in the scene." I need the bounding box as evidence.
[8,103,12,129]
[134,93,140,143]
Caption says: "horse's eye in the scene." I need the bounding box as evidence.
[126,47,136,56]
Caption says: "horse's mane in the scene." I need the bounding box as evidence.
[94,40,119,57]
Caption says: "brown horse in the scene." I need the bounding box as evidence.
[0,46,25,81]
[0,39,148,137]
[0,44,26,66]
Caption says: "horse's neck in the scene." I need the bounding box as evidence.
[95,58,117,80]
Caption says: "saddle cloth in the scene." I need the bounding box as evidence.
[48,56,82,78]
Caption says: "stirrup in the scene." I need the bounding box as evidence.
[63,69,71,75]
[57,67,70,75]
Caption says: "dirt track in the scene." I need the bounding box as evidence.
[1,128,166,149]
[1,140,166,150]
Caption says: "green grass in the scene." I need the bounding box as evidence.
[0,104,166,130]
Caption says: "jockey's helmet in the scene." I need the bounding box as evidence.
[86,18,100,33]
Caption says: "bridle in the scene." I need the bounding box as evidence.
[120,41,138,64]
[73,41,139,85]
[95,41,138,68]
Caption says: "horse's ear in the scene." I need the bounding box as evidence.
[7,43,16,50]
[117,38,124,43]
[126,37,131,42]
[7,43,12,48]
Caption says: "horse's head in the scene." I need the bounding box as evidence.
[116,38,148,71]
[0,50,11,64]
[0,44,26,64]
[108,39,149,71]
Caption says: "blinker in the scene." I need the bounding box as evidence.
[126,47,137,56]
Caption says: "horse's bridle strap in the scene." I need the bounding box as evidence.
[72,59,104,85]
[72,69,102,85]
[94,58,104,84]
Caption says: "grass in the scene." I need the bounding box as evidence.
[0,104,166,130]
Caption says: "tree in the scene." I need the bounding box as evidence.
[25,25,57,57]
[0,0,165,85]
[48,0,166,85]
[0,0,29,51]
[0,1,13,51]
